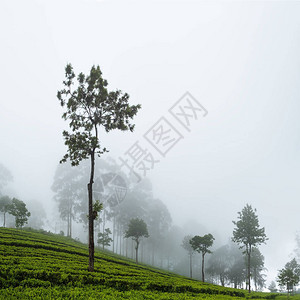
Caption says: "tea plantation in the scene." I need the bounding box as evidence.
[0,228,283,299]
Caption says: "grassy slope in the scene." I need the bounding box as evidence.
[0,228,280,299]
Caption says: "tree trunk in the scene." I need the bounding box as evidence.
[202,252,205,282]
[88,151,95,272]
[135,239,139,264]
[112,216,115,253]
[3,212,6,227]
[119,222,122,255]
[70,207,72,238]
[102,211,106,250]
[247,250,251,293]
[152,244,155,265]
[190,254,193,278]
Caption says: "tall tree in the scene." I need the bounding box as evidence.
[0,195,12,227]
[8,198,31,228]
[181,235,195,278]
[190,234,214,282]
[232,204,267,293]
[57,64,141,271]
[125,218,149,263]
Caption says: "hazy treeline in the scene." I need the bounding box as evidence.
[51,157,268,290]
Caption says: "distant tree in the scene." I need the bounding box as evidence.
[52,163,88,237]
[190,234,214,282]
[57,63,141,272]
[0,163,13,195]
[206,244,229,286]
[285,258,300,276]
[181,235,195,278]
[147,198,172,266]
[232,204,267,293]
[97,228,113,250]
[251,247,266,291]
[277,259,300,297]
[0,195,12,227]
[268,281,277,293]
[125,218,149,263]
[8,198,31,228]
[26,200,47,230]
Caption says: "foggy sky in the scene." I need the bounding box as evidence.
[0,0,300,285]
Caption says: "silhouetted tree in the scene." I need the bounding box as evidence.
[57,64,141,271]
[125,218,149,263]
[232,204,267,293]
[190,234,214,282]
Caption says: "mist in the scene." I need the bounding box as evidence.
[0,0,299,290]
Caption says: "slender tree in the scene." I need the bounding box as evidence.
[232,204,267,293]
[181,235,195,278]
[57,64,141,271]
[190,234,214,282]
[125,218,149,263]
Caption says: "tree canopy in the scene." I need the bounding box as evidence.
[8,198,31,228]
[190,233,214,282]
[125,218,149,264]
[277,259,300,296]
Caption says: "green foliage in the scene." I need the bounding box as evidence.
[190,234,214,255]
[93,200,103,220]
[125,218,149,242]
[8,198,31,228]
[125,218,149,263]
[98,228,113,249]
[232,204,267,253]
[277,259,300,295]
[0,228,279,299]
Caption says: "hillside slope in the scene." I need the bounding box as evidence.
[0,228,277,299]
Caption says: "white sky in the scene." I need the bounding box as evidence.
[0,0,300,285]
